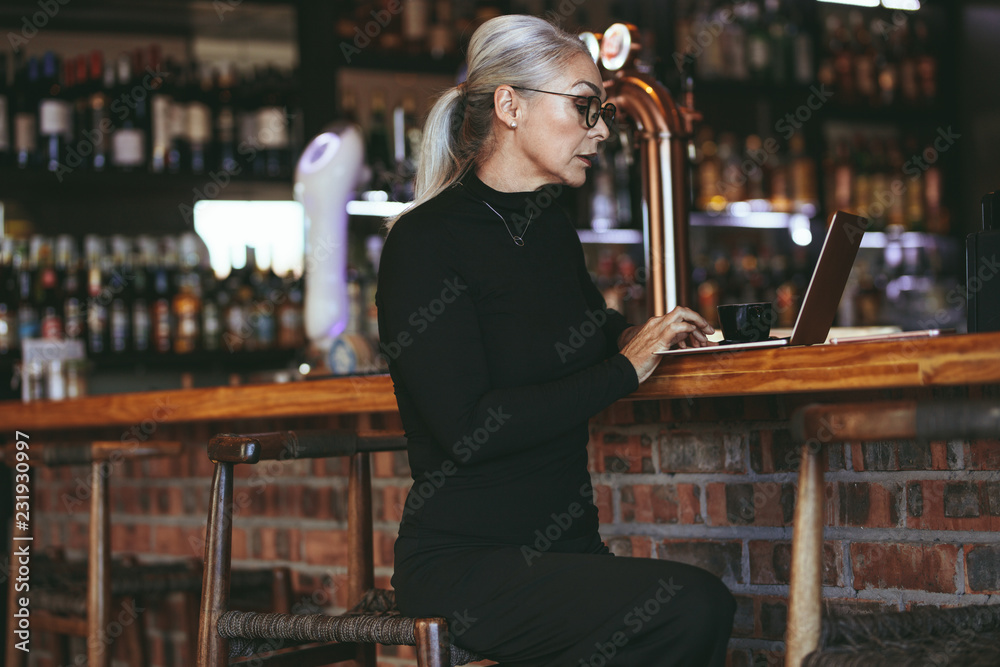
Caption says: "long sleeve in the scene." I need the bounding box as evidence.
[377,221,638,468]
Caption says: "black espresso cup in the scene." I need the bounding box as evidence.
[717,303,775,343]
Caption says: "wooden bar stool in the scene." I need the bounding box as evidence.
[786,399,1000,667]
[4,440,183,667]
[197,429,485,667]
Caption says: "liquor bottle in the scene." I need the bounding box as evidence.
[851,16,877,106]
[132,236,156,353]
[70,55,89,165]
[744,135,766,201]
[0,240,16,356]
[276,271,304,349]
[403,0,431,54]
[765,0,789,85]
[367,90,393,191]
[201,270,222,352]
[14,56,40,169]
[718,132,745,203]
[38,52,72,172]
[428,0,456,59]
[57,235,84,342]
[724,2,749,80]
[37,237,63,340]
[788,133,817,213]
[172,270,201,354]
[84,235,108,356]
[89,54,113,171]
[111,54,147,171]
[185,63,213,174]
[239,67,261,176]
[746,1,771,82]
[249,252,277,350]
[150,47,174,174]
[913,19,937,105]
[108,235,131,353]
[695,127,723,212]
[257,66,290,178]
[789,4,813,84]
[214,65,238,173]
[151,252,173,353]
[0,52,11,166]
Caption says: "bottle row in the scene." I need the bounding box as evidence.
[0,234,305,361]
[816,6,939,109]
[823,130,949,234]
[675,0,815,86]
[0,47,302,178]
[691,128,818,215]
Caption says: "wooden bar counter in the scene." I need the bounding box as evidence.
[2,331,999,432]
[2,332,999,667]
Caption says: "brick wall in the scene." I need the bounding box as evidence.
[19,384,1000,667]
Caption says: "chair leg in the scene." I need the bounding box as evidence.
[198,461,235,667]
[415,618,451,667]
[88,462,112,667]
[121,595,149,667]
[786,443,824,667]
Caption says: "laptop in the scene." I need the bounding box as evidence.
[658,210,868,356]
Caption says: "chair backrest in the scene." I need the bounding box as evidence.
[4,440,183,667]
[198,429,406,667]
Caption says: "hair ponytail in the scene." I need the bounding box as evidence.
[385,14,590,231]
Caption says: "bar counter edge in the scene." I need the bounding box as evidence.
[2,331,999,432]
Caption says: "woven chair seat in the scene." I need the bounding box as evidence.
[220,587,484,667]
[803,604,1000,666]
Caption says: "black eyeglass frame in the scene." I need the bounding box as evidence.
[510,86,616,129]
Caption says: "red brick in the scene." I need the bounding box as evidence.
[965,544,1000,593]
[659,430,746,473]
[251,527,301,562]
[657,539,743,584]
[303,529,349,566]
[757,596,788,640]
[930,441,950,470]
[905,481,1000,531]
[678,483,703,524]
[706,482,727,526]
[381,486,410,522]
[592,432,652,474]
[594,484,613,524]
[969,439,1000,470]
[851,543,958,593]
[621,484,678,524]
[828,482,901,528]
[607,535,653,558]
[144,455,181,478]
[749,540,842,586]
[372,450,397,478]
[66,519,88,551]
[373,530,396,568]
[111,523,152,553]
[708,482,791,527]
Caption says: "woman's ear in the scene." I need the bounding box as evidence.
[493,85,520,128]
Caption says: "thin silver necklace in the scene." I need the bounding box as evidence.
[460,182,533,246]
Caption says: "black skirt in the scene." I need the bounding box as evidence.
[391,531,736,667]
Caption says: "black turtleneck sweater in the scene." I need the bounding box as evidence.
[375,171,639,545]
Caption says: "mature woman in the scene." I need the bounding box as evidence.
[376,15,736,667]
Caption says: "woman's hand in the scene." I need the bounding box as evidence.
[620,307,715,383]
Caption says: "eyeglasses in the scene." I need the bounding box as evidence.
[511,86,616,129]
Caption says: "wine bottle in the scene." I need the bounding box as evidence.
[108,235,131,353]
[14,56,40,169]
[57,234,84,342]
[111,54,147,171]
[214,64,238,173]
[38,51,71,172]
[84,235,108,356]
[185,63,213,174]
[89,54,113,171]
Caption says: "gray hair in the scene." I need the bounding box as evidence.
[386,14,591,230]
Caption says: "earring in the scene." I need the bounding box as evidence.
[510,121,517,129]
